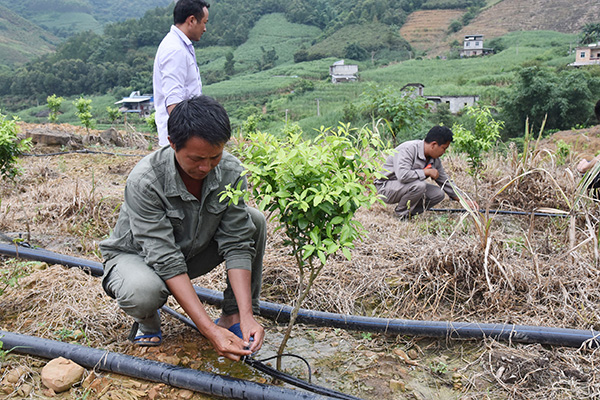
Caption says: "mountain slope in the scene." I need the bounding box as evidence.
[0,6,59,68]
[0,0,172,67]
[405,0,600,57]
[467,0,600,37]
[399,9,465,53]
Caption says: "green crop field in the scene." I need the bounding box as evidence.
[9,28,584,140]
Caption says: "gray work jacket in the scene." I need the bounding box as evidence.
[100,146,256,281]
[376,139,457,198]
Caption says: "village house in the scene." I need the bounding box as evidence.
[459,34,494,58]
[329,60,359,83]
[114,91,154,117]
[569,42,600,67]
[400,83,479,114]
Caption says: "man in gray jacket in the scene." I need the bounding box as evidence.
[375,125,459,219]
[100,96,265,361]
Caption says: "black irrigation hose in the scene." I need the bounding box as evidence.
[1,243,599,349]
[0,243,362,400]
[0,331,324,400]
[163,306,362,400]
[192,287,600,349]
[430,208,570,218]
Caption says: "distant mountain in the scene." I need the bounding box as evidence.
[0,5,60,68]
[0,0,173,26]
[0,0,173,67]
[401,0,600,57]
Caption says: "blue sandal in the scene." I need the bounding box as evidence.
[128,322,162,347]
[214,319,243,339]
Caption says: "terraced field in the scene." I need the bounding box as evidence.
[400,0,600,58]
[399,9,465,54]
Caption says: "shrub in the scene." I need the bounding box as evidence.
[47,94,64,123]
[0,112,32,180]
[73,96,96,133]
[222,122,385,368]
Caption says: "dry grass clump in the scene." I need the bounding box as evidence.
[0,263,128,350]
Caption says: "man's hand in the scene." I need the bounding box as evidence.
[577,159,591,173]
[206,325,253,361]
[424,167,439,180]
[240,316,264,353]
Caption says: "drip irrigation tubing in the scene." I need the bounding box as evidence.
[430,208,569,218]
[0,331,325,400]
[0,243,362,400]
[162,306,362,400]
[1,243,599,349]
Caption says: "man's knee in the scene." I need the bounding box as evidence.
[399,181,427,204]
[248,207,266,248]
[427,187,446,206]
[117,279,167,319]
[105,262,168,318]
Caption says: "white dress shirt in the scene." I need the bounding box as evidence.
[153,25,202,146]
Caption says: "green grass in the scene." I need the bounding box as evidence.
[202,13,322,76]
[306,22,410,62]
[361,30,578,100]
[8,29,584,139]
[30,12,103,36]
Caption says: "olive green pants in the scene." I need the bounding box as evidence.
[102,207,266,334]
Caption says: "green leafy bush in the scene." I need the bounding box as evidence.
[359,84,432,144]
[0,112,32,180]
[47,94,64,123]
[452,106,503,181]
[73,96,96,133]
[222,122,384,367]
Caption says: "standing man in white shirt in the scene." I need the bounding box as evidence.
[153,0,209,146]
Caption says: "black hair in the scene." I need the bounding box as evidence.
[424,125,453,145]
[168,96,231,151]
[173,0,210,25]
[595,99,600,122]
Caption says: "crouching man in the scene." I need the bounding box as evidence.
[100,96,265,361]
[375,125,461,219]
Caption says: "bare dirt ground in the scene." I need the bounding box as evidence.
[1,122,600,399]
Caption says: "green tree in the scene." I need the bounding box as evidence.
[146,112,157,133]
[344,42,369,61]
[46,94,64,124]
[500,67,599,136]
[73,96,96,134]
[0,112,32,181]
[106,106,121,125]
[580,22,600,45]
[256,46,279,71]
[360,84,432,144]
[224,52,235,76]
[222,123,385,370]
[452,106,503,198]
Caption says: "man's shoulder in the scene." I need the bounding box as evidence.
[127,147,171,185]
[219,151,244,173]
[156,29,185,54]
[395,139,421,152]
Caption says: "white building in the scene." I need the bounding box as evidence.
[329,60,358,83]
